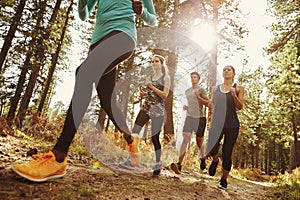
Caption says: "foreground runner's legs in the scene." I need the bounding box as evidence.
[12,32,135,182]
[11,0,157,182]
[128,134,140,166]
[119,110,149,168]
[119,134,140,170]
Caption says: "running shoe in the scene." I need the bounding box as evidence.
[218,178,227,189]
[128,134,140,166]
[170,163,182,174]
[153,161,162,176]
[208,159,219,176]
[200,158,206,170]
[12,151,67,182]
[119,159,135,170]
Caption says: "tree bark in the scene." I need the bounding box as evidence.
[6,13,41,124]
[38,0,73,113]
[163,52,176,141]
[162,0,180,142]
[97,108,107,131]
[0,0,26,72]
[209,0,218,88]
[17,0,62,125]
[17,59,40,127]
[105,118,110,132]
[255,124,261,168]
[290,112,300,170]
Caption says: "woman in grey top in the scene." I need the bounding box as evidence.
[207,65,245,189]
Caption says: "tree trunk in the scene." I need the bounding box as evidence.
[162,0,180,142]
[105,118,110,132]
[282,148,289,173]
[240,145,246,168]
[290,113,300,170]
[295,29,300,76]
[0,98,5,115]
[38,0,73,113]
[264,146,268,174]
[255,125,261,168]
[209,0,218,88]
[251,143,254,168]
[163,52,176,142]
[17,61,40,127]
[233,145,239,168]
[6,52,32,124]
[0,0,26,72]
[278,143,283,172]
[97,108,107,131]
[289,31,300,167]
[272,138,276,174]
[268,140,275,175]
[6,18,40,124]
[17,0,62,126]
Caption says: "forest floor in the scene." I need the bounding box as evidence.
[0,134,279,200]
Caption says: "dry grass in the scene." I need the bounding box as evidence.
[2,112,298,200]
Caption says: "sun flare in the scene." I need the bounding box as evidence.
[189,21,217,52]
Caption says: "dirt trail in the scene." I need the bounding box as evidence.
[0,135,276,200]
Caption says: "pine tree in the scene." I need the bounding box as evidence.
[266,0,300,170]
[0,0,26,73]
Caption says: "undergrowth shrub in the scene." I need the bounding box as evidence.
[21,112,64,142]
[273,167,300,200]
[0,116,12,136]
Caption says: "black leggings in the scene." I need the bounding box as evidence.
[132,110,164,163]
[54,31,135,153]
[208,127,239,171]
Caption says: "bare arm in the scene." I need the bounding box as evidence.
[207,86,216,129]
[139,86,147,99]
[230,85,245,110]
[195,90,209,107]
[208,86,217,110]
[147,76,170,99]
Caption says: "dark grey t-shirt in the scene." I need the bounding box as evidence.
[185,86,207,118]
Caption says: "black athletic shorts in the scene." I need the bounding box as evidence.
[182,116,206,137]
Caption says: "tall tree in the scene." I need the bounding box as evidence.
[234,67,267,169]
[266,42,300,170]
[0,0,26,73]
[267,0,300,170]
[37,1,74,113]
[6,0,46,123]
[163,0,179,140]
[17,0,63,125]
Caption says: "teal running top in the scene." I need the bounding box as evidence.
[78,0,157,45]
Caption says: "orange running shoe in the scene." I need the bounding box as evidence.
[12,151,67,182]
[128,134,140,166]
